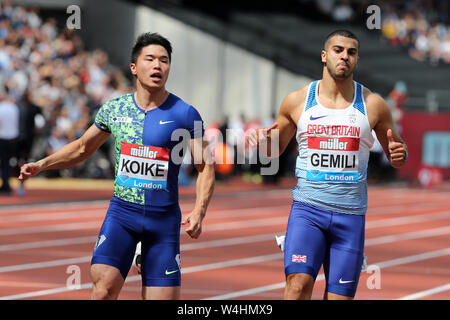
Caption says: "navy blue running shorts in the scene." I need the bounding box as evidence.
[91,196,181,286]
[284,201,365,297]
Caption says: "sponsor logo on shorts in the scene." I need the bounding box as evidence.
[165,269,179,275]
[94,234,106,250]
[339,278,355,284]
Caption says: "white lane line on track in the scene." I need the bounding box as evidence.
[0,210,105,222]
[0,216,287,237]
[2,218,449,255]
[0,256,92,273]
[0,189,291,213]
[0,204,287,223]
[0,236,96,252]
[397,283,450,300]
[0,253,283,300]
[0,201,109,213]
[366,211,450,228]
[2,220,450,269]
[0,234,275,273]
[0,234,279,272]
[2,246,448,300]
[365,226,450,246]
[203,247,450,300]
[0,222,101,236]
[366,202,450,216]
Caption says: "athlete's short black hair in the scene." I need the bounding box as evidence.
[324,29,360,50]
[131,32,172,63]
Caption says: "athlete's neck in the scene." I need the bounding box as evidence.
[319,71,354,105]
[134,85,169,112]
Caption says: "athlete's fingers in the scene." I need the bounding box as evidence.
[184,213,203,239]
[187,225,202,239]
[266,122,278,133]
[387,129,394,144]
[387,129,400,153]
[18,165,31,181]
[19,163,39,181]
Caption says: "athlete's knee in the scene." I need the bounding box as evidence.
[90,264,123,300]
[285,273,314,299]
[91,284,117,300]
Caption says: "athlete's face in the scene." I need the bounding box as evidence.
[321,35,359,80]
[130,44,170,91]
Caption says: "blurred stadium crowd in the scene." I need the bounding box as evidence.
[0,1,416,195]
[315,0,450,65]
[0,1,132,194]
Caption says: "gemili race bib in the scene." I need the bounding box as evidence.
[306,125,361,183]
[116,142,170,190]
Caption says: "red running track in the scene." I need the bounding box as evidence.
[0,178,449,300]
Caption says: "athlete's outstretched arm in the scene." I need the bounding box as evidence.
[247,90,303,157]
[182,138,215,239]
[19,124,111,180]
[368,93,408,168]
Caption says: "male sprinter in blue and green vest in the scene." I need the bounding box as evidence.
[19,33,215,300]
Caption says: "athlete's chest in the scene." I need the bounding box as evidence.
[110,108,184,149]
[299,106,368,136]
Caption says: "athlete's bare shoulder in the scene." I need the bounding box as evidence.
[363,87,390,129]
[279,85,309,125]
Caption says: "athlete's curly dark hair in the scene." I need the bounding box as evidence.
[131,32,172,64]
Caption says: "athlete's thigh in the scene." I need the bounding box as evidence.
[284,201,330,280]
[91,198,141,280]
[324,212,365,298]
[141,204,181,288]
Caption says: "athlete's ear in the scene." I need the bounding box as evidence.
[321,49,327,64]
[130,63,137,76]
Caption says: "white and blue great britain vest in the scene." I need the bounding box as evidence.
[292,80,374,215]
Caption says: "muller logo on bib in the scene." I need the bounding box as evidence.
[116,142,170,190]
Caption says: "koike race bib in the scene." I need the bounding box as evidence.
[116,142,170,190]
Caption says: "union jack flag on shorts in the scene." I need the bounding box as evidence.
[292,254,307,263]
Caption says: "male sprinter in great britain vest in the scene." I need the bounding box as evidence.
[247,30,408,300]
[19,33,215,300]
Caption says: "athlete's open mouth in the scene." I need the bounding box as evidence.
[150,72,162,80]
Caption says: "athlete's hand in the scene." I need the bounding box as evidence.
[182,212,204,239]
[246,122,278,148]
[387,129,406,168]
[18,162,42,181]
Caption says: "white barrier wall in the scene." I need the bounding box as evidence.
[134,5,312,125]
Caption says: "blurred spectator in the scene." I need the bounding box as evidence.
[312,0,450,66]
[332,0,354,22]
[387,81,407,134]
[46,127,67,156]
[16,89,42,196]
[0,2,132,179]
[0,86,19,194]
[379,0,450,65]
